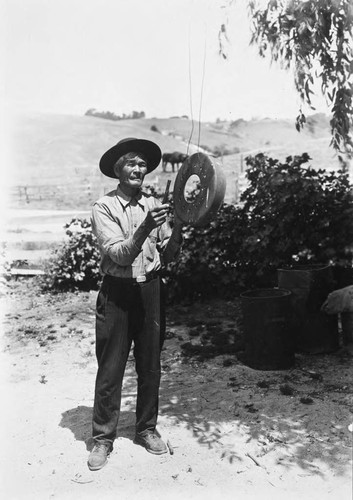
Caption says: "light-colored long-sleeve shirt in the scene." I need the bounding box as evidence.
[91,185,173,279]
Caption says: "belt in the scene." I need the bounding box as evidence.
[104,271,160,285]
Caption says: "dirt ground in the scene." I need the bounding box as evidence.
[0,278,352,500]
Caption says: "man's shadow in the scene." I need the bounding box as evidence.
[59,406,136,451]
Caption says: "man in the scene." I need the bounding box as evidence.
[88,137,183,471]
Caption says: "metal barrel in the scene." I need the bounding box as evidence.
[240,288,294,370]
[277,265,339,354]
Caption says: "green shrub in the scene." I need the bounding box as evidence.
[166,153,353,301]
[150,124,160,133]
[41,218,101,291]
[43,154,353,299]
[241,153,353,272]
[165,203,247,301]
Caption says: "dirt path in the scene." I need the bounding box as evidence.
[0,279,352,500]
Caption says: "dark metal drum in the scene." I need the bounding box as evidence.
[173,152,226,227]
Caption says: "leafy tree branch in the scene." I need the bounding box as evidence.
[220,0,353,156]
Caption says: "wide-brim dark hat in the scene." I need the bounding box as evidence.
[99,137,162,178]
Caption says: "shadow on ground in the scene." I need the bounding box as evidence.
[57,297,352,478]
[59,406,136,450]
[158,301,353,476]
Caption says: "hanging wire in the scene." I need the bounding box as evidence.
[197,23,207,152]
[187,2,209,158]
[187,21,195,156]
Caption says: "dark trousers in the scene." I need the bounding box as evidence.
[92,275,165,445]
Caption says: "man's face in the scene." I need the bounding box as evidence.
[115,154,148,191]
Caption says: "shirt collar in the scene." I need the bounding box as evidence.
[116,184,146,209]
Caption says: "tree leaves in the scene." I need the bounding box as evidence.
[42,218,101,292]
[247,0,353,156]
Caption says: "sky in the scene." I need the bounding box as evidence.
[0,0,329,124]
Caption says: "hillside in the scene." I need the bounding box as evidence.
[8,112,338,210]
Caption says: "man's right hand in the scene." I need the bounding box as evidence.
[145,204,169,229]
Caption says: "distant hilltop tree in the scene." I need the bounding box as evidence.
[169,115,189,119]
[150,124,161,133]
[85,109,146,121]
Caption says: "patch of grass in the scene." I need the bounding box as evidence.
[21,241,56,251]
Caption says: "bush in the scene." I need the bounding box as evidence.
[150,124,160,133]
[41,218,101,291]
[43,154,353,300]
[241,153,353,272]
[166,153,353,301]
[165,203,247,301]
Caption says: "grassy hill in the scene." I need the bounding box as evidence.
[9,112,340,209]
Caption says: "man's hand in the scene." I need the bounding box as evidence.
[145,204,169,229]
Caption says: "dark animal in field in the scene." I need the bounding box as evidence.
[162,152,188,172]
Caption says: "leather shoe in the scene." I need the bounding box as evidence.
[87,442,111,471]
[134,430,168,455]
